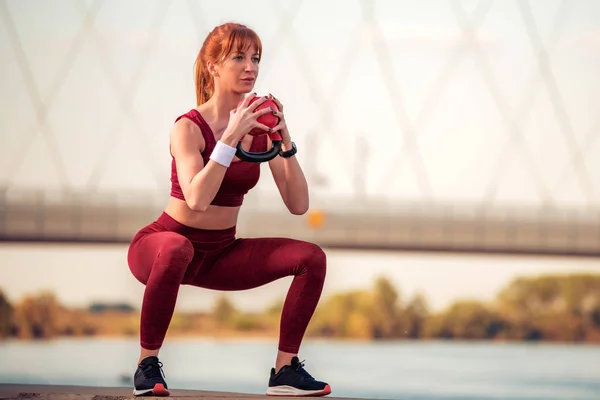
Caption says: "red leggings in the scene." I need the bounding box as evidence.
[127,212,326,353]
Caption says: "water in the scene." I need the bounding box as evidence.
[2,243,600,398]
[1,338,599,399]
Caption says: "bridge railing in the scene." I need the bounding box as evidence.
[0,186,598,257]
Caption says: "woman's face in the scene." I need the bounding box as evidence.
[215,46,260,94]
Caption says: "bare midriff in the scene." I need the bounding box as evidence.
[164,198,240,230]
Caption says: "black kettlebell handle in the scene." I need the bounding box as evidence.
[236,140,282,163]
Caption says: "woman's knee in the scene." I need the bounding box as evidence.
[296,241,327,279]
[128,231,194,283]
[156,232,195,267]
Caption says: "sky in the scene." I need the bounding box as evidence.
[1,0,599,207]
[1,1,599,313]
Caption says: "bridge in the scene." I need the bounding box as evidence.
[1,186,598,256]
[1,0,599,257]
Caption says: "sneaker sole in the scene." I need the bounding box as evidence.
[266,384,332,397]
[133,383,170,397]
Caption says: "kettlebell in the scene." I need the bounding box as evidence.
[236,95,282,163]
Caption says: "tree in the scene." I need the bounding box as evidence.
[13,291,62,339]
[371,276,403,338]
[495,274,600,341]
[307,290,373,338]
[404,293,429,338]
[0,290,14,338]
[212,295,237,326]
[425,300,505,339]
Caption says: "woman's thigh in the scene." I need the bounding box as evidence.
[190,237,326,291]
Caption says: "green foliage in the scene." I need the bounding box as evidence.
[308,272,600,343]
[404,293,429,338]
[12,291,62,339]
[212,295,238,326]
[0,290,14,338]
[265,299,284,318]
[423,300,505,339]
[371,276,403,338]
[88,302,135,313]
[308,276,409,339]
[2,272,600,344]
[170,312,195,331]
[308,289,373,338]
[493,273,600,341]
[233,314,265,331]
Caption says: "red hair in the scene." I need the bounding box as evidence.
[194,23,262,105]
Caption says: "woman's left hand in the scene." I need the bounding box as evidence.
[269,94,291,146]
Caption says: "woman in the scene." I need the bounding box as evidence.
[126,22,331,397]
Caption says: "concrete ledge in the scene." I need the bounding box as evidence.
[0,384,371,400]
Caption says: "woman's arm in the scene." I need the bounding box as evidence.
[268,140,309,215]
[170,119,228,212]
[266,95,309,215]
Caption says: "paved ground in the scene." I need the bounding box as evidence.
[0,384,374,400]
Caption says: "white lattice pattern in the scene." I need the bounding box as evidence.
[1,0,599,213]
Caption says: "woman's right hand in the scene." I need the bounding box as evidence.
[220,94,274,147]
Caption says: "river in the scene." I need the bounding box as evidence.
[1,243,600,399]
[1,338,599,399]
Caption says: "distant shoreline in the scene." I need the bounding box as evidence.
[3,334,600,348]
[2,273,600,345]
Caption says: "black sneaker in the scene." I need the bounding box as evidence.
[133,356,170,397]
[266,356,331,397]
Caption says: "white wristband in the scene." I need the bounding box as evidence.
[209,140,237,167]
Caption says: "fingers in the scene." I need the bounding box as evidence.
[247,95,268,112]
[269,93,283,111]
[271,119,287,133]
[239,92,257,110]
[271,109,283,119]
[256,106,276,117]
[270,109,284,128]
[252,121,272,132]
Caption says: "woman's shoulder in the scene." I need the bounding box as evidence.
[174,108,202,127]
[170,110,207,151]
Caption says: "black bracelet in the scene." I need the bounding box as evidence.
[279,142,297,158]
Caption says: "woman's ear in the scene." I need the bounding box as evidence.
[207,61,219,78]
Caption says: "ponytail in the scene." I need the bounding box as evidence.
[194,52,213,106]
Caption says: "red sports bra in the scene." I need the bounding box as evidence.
[170,109,267,207]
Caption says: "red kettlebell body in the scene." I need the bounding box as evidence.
[239,96,281,140]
